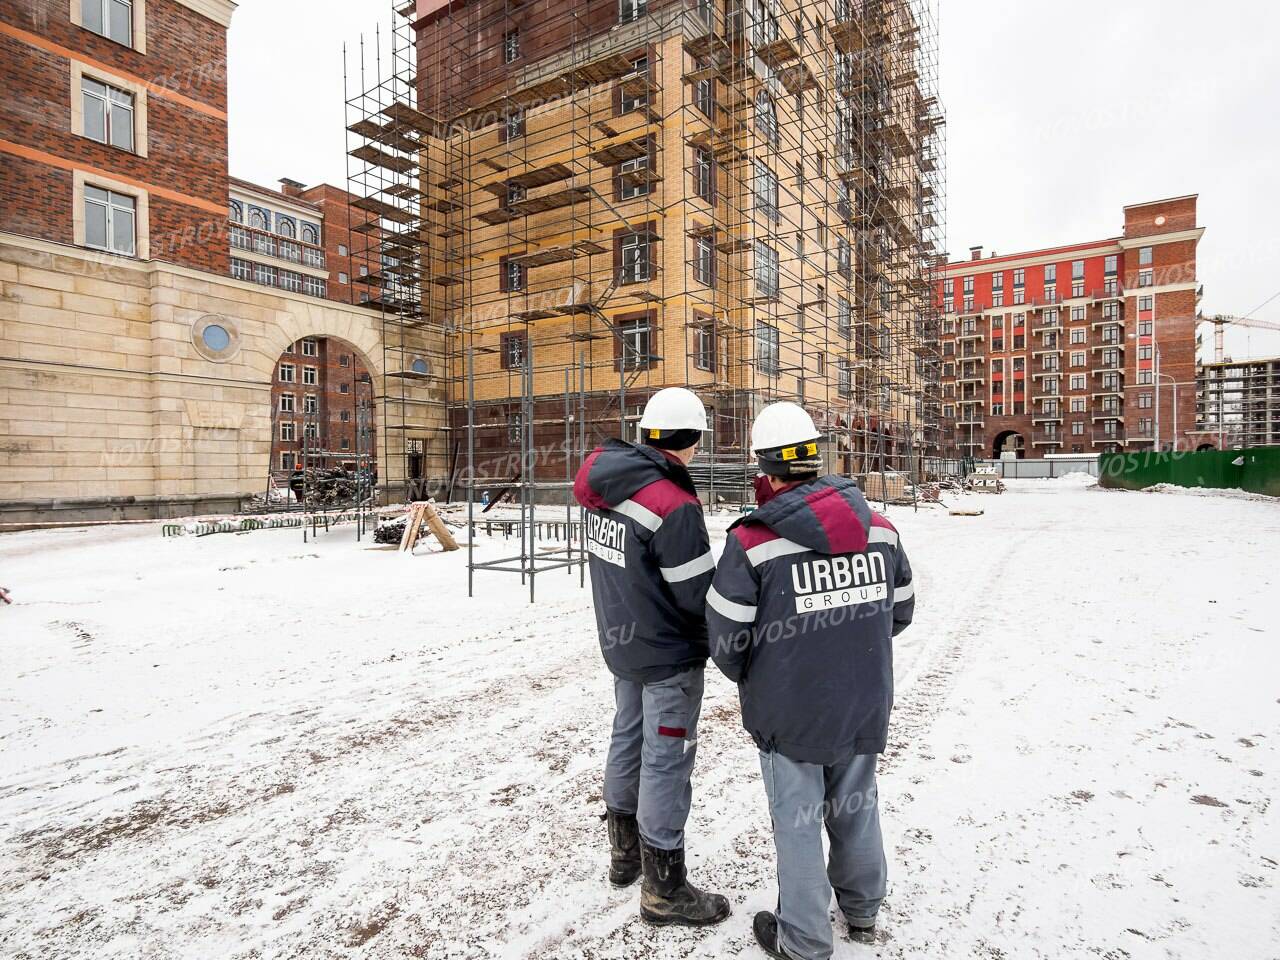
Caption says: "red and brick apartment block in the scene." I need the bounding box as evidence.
[0,0,235,272]
[270,336,377,474]
[229,177,383,304]
[936,196,1204,458]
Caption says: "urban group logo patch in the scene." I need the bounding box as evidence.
[790,552,887,613]
[587,513,627,568]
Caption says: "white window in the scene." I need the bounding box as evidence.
[1138,269,1153,287]
[1071,328,1086,344]
[694,148,714,202]
[279,363,296,383]
[280,421,296,442]
[619,0,647,24]
[82,77,134,151]
[619,151,651,200]
[754,241,779,298]
[620,232,652,283]
[83,184,135,255]
[755,92,778,146]
[279,393,295,413]
[620,57,649,113]
[280,452,295,470]
[254,263,276,286]
[304,394,318,414]
[82,0,133,46]
[1071,351,1085,367]
[303,366,318,386]
[693,323,715,371]
[1071,397,1085,413]
[338,272,349,284]
[230,257,252,282]
[693,235,715,286]
[504,28,519,63]
[302,339,318,357]
[1070,374,1085,391]
[753,160,779,221]
[303,276,326,298]
[755,322,780,374]
[279,270,302,292]
[619,317,652,370]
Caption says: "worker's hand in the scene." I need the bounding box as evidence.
[0,587,11,605]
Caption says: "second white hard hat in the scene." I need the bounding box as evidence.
[639,387,709,432]
[750,401,819,452]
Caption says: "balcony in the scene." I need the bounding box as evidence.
[1090,284,1125,303]
[1092,408,1124,421]
[1092,340,1124,352]
[1031,368,1062,379]
[1092,430,1124,445]
[1091,315,1123,330]
[1091,362,1123,374]
[1032,408,1064,424]
[956,329,985,341]
[230,223,327,269]
[1031,430,1065,446]
[1091,386,1124,399]
[957,374,986,385]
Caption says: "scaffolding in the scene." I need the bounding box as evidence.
[344,0,945,590]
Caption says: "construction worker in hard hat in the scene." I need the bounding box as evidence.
[706,401,916,959]
[572,386,730,928]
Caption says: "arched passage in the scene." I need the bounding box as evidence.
[992,430,1025,459]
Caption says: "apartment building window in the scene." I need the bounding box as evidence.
[1012,268,1024,288]
[340,438,350,450]
[500,109,524,142]
[338,383,350,395]
[754,241,779,298]
[1139,246,1153,266]
[618,316,654,370]
[755,92,779,146]
[83,185,136,255]
[82,0,133,46]
[231,257,252,282]
[694,63,714,116]
[1071,306,1086,323]
[279,363,296,383]
[1139,320,1153,336]
[991,272,1004,307]
[280,452,295,471]
[1138,268,1153,287]
[837,357,852,396]
[279,270,302,293]
[754,161,779,221]
[1071,397,1086,413]
[1139,295,1153,312]
[303,276,326,298]
[755,322,780,375]
[503,28,519,63]
[837,297,851,339]
[1071,351,1085,367]
[82,77,135,152]
[338,243,348,257]
[1138,370,1152,385]
[1071,259,1085,298]
[1102,373,1120,392]
[300,366,316,386]
[1013,333,1025,350]
[693,322,715,371]
[620,231,652,283]
[501,332,527,369]
[300,339,318,357]
[619,151,652,200]
[279,393,295,413]
[619,0,647,24]
[304,422,319,442]
[837,237,852,279]
[693,234,715,286]
[498,255,526,292]
[1138,345,1152,361]
[303,394,318,414]
[694,148,714,202]
[963,276,974,297]
[280,421,296,442]
[338,272,349,284]
[1072,421,1085,436]
[1137,392,1152,409]
[1071,328,1086,344]
[1045,263,1056,285]
[620,57,649,113]
[1104,255,1118,275]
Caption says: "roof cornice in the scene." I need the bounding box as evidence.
[175,0,237,28]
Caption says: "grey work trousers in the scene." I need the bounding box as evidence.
[603,668,704,850]
[759,749,887,960]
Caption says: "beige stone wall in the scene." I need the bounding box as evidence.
[0,233,447,514]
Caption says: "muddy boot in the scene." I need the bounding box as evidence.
[604,808,641,887]
[639,842,730,927]
[752,911,794,959]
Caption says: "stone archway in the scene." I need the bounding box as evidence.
[992,430,1024,459]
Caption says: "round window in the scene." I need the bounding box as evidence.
[202,324,231,352]
[411,358,429,375]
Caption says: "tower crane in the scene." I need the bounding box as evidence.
[1203,313,1280,363]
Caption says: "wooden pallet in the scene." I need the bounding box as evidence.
[399,501,460,553]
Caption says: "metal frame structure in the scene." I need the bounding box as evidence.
[343,0,945,595]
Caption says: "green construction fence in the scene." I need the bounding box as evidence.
[1098,446,1280,497]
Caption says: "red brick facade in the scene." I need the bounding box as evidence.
[0,1,232,273]
[937,197,1203,458]
[270,337,378,475]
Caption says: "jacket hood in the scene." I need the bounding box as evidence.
[740,475,873,554]
[574,438,696,510]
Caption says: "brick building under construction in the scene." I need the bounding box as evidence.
[345,0,945,492]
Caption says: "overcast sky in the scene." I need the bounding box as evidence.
[227,0,1280,360]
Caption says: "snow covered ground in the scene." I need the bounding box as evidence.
[1,479,1277,959]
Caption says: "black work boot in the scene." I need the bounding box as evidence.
[639,842,731,926]
[847,919,877,944]
[604,808,641,887]
[752,911,793,958]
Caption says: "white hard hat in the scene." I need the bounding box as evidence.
[639,387,708,432]
[750,401,819,452]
